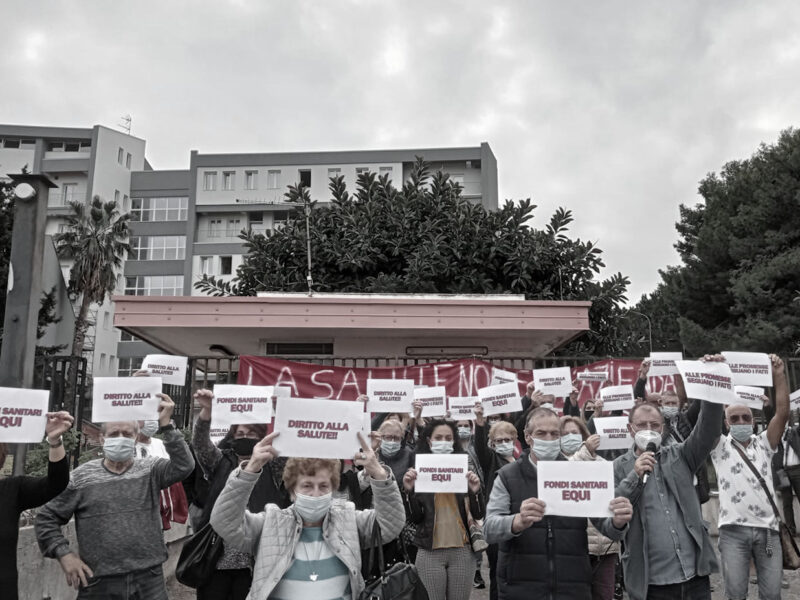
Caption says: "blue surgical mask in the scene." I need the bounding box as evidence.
[730,424,753,444]
[140,421,159,437]
[531,438,561,461]
[560,433,583,456]
[457,427,472,439]
[495,441,515,456]
[103,437,135,462]
[660,407,679,420]
[430,441,454,454]
[294,492,333,523]
[381,440,401,456]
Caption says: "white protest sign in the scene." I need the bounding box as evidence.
[211,385,274,434]
[273,397,364,459]
[209,425,229,445]
[366,379,414,413]
[92,377,162,422]
[0,388,49,443]
[414,386,447,417]
[491,367,518,386]
[533,367,572,397]
[594,416,633,450]
[141,354,188,386]
[599,385,635,411]
[539,461,614,518]
[732,386,766,410]
[478,382,523,417]
[577,370,609,382]
[414,454,468,494]
[448,397,478,420]
[790,389,800,408]
[721,352,772,387]
[648,352,683,376]
[675,360,736,405]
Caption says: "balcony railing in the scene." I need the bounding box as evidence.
[48,188,88,207]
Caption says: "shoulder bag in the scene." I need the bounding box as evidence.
[360,520,429,600]
[175,522,225,588]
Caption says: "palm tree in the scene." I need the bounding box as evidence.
[55,196,130,361]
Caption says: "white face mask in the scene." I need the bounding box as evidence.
[634,429,662,452]
[560,433,583,456]
[140,421,159,438]
[380,440,401,456]
[494,441,514,456]
[530,438,561,461]
[430,441,454,454]
[457,427,472,439]
[660,407,679,420]
[103,437,136,462]
[294,492,333,523]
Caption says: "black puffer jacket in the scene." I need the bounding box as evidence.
[403,486,484,551]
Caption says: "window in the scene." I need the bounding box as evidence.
[327,168,341,179]
[118,357,143,377]
[200,256,213,274]
[110,355,116,371]
[103,312,110,330]
[123,194,130,212]
[48,142,64,152]
[355,167,370,175]
[2,139,20,149]
[57,223,68,234]
[298,169,311,188]
[267,170,280,189]
[451,174,464,186]
[245,170,258,190]
[114,190,120,205]
[118,147,124,164]
[124,275,184,296]
[226,219,241,237]
[119,331,138,342]
[379,166,393,178]
[249,212,263,224]
[272,210,290,228]
[208,219,223,238]
[126,153,132,169]
[61,183,78,204]
[65,142,80,152]
[130,197,188,222]
[100,354,107,370]
[79,141,91,152]
[203,171,217,191]
[265,342,334,355]
[222,171,235,191]
[220,256,233,275]
[129,236,186,260]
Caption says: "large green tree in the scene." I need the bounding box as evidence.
[633,128,800,356]
[196,158,630,355]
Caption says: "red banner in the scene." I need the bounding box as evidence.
[238,357,678,406]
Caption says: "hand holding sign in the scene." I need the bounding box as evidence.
[354,431,387,480]
[194,388,213,419]
[512,497,546,533]
[403,468,417,492]
[244,432,280,473]
[157,394,175,427]
[466,470,481,494]
[45,411,74,442]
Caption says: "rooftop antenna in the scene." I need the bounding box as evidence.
[118,114,132,135]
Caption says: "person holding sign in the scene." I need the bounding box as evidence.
[191,388,290,600]
[484,407,632,600]
[402,419,484,600]
[35,394,193,599]
[210,431,405,600]
[709,354,789,600]
[613,355,725,600]
[0,411,73,600]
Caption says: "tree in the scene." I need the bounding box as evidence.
[633,128,800,355]
[54,196,130,360]
[195,158,630,356]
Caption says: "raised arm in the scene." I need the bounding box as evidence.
[192,388,223,473]
[681,399,724,474]
[17,411,73,510]
[766,354,790,450]
[149,394,195,487]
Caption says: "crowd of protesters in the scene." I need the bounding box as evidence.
[0,353,797,600]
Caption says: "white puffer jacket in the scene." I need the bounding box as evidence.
[210,466,405,600]
[569,444,620,556]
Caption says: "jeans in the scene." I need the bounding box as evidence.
[718,524,782,600]
[646,575,710,600]
[77,564,167,600]
[589,554,617,600]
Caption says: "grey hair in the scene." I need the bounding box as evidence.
[100,421,140,435]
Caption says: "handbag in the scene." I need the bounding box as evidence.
[360,520,429,600]
[175,523,225,588]
[732,442,800,570]
[464,496,488,552]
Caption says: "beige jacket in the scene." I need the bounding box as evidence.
[210,466,405,600]
[569,444,620,556]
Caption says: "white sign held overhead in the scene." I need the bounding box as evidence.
[92,377,162,422]
[366,379,415,413]
[0,388,49,443]
[491,367,518,386]
[413,386,448,417]
[790,389,800,408]
[533,367,572,397]
[272,397,365,459]
[478,382,523,417]
[414,454,468,494]
[594,417,633,450]
[141,354,188,386]
[675,360,736,405]
[448,397,478,420]
[721,352,773,387]
[576,370,609,382]
[732,386,766,410]
[539,461,614,519]
[599,385,635,411]
[648,352,683,376]
[211,385,274,434]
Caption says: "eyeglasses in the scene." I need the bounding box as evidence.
[381,435,402,442]
[492,437,514,444]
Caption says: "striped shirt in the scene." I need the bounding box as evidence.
[270,526,350,600]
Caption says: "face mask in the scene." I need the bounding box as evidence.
[730,424,753,444]
[560,433,583,456]
[232,438,258,457]
[457,427,472,439]
[531,438,561,461]
[661,407,679,420]
[381,440,401,456]
[140,421,159,437]
[488,418,501,426]
[294,492,333,523]
[430,441,454,454]
[103,437,135,462]
[494,441,515,456]
[540,404,554,412]
[634,429,662,452]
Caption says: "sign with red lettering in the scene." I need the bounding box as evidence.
[92,377,162,422]
[414,454,468,494]
[791,389,800,408]
[648,352,683,376]
[414,386,447,417]
[212,385,274,435]
[491,367,518,386]
[478,382,522,417]
[722,352,772,387]
[272,397,364,458]
[733,386,766,410]
[366,379,414,413]
[675,360,736,405]
[576,370,609,382]
[448,397,478,420]
[599,385,635,411]
[539,461,614,518]
[142,354,188,386]
[594,417,633,450]
[0,387,49,443]
[533,367,572,397]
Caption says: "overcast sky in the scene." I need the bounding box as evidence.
[4,1,800,302]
